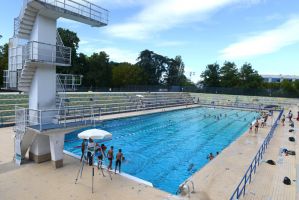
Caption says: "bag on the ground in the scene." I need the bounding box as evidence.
[290,123,294,128]
[289,137,295,142]
[289,129,294,132]
[266,160,276,165]
[288,150,296,155]
[283,177,291,185]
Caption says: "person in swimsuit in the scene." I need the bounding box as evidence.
[107,146,114,170]
[115,149,123,174]
[87,138,95,166]
[282,115,285,126]
[96,144,107,169]
[254,120,259,134]
[207,153,214,161]
[249,123,253,133]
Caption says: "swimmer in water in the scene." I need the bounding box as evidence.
[188,163,194,171]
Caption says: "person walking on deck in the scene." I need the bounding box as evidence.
[254,120,259,134]
[282,114,286,126]
[115,149,124,174]
[249,123,253,133]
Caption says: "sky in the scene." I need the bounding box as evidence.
[0,0,299,82]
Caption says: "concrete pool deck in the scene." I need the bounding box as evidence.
[0,105,296,200]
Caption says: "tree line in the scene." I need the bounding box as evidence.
[56,28,191,89]
[200,62,299,97]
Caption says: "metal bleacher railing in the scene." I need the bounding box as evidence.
[229,109,284,200]
[0,93,194,128]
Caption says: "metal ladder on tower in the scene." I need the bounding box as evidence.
[56,74,68,116]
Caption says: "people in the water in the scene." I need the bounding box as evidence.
[207,153,214,160]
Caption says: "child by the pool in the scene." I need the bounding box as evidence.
[107,146,114,170]
[115,149,124,174]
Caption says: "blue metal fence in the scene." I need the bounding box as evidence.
[229,109,284,200]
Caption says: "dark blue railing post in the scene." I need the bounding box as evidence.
[243,175,247,197]
[249,164,252,183]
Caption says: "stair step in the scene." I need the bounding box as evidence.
[19,29,31,35]
[22,12,35,19]
[21,71,35,75]
[27,4,39,11]
[19,24,33,31]
[19,78,33,83]
[19,82,31,86]
[21,19,34,26]
[24,9,37,17]
[16,33,30,39]
[18,86,30,91]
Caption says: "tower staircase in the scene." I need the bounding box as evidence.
[4,0,108,166]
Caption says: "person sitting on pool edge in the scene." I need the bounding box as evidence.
[115,149,124,174]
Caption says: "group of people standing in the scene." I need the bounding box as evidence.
[281,110,298,126]
[80,138,124,174]
[249,111,270,134]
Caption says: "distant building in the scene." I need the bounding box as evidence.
[262,75,299,83]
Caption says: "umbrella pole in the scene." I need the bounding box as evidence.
[75,143,87,184]
[92,142,95,193]
[98,148,105,177]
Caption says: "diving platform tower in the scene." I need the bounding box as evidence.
[4,0,108,168]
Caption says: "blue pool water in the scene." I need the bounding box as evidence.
[64,107,259,194]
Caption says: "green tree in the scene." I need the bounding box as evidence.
[85,51,111,88]
[57,27,80,74]
[136,49,167,85]
[0,43,8,87]
[165,56,185,86]
[293,80,299,91]
[220,61,239,87]
[112,62,143,87]
[200,63,220,87]
[239,63,263,89]
[281,80,296,96]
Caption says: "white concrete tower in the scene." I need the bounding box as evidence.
[5,0,108,168]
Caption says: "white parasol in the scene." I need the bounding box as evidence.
[78,129,112,141]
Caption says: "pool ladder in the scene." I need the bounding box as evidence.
[176,179,195,197]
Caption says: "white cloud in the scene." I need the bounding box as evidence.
[106,0,261,40]
[155,40,187,47]
[81,47,138,63]
[219,16,299,59]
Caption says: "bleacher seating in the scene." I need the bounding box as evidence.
[0,92,194,127]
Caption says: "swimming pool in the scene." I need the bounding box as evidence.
[64,107,259,194]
